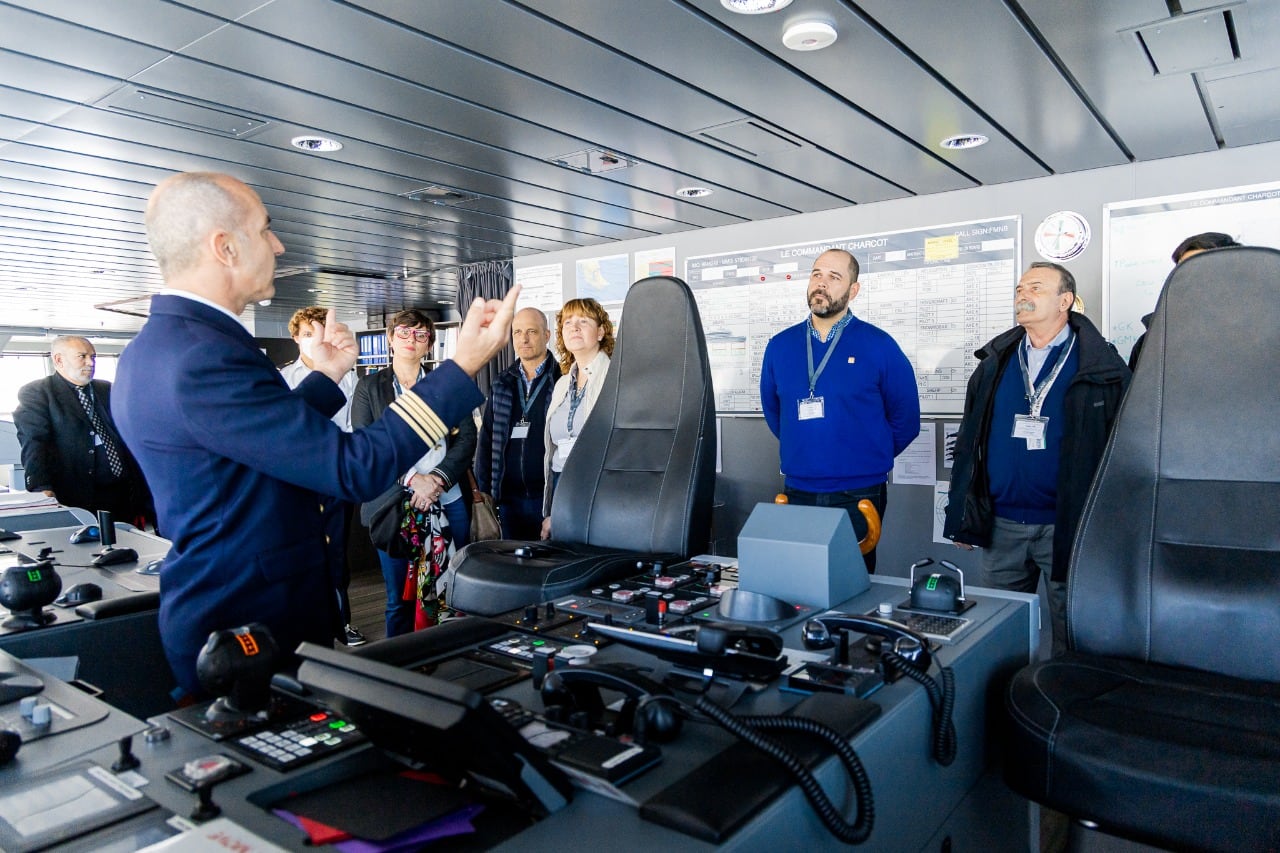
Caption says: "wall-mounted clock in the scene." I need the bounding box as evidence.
[1034,211,1091,262]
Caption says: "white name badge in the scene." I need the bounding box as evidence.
[511,420,530,440]
[798,396,825,421]
[1012,414,1048,450]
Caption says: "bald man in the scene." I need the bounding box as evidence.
[14,335,151,522]
[112,172,519,695]
[475,307,562,539]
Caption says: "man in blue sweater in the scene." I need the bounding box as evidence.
[760,249,921,572]
[944,262,1129,656]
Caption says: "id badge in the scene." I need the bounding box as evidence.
[511,420,530,440]
[1012,414,1048,450]
[798,396,825,421]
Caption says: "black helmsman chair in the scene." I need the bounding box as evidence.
[448,276,716,616]
[1003,247,1280,851]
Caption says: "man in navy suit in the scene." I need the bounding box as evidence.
[14,335,150,523]
[113,171,518,696]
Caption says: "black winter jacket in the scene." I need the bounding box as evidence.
[474,353,560,501]
[943,314,1130,582]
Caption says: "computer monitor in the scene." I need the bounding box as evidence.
[294,643,572,816]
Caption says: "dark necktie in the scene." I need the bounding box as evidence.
[76,385,125,478]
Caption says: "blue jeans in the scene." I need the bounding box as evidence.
[783,483,887,573]
[499,495,544,540]
[378,498,470,637]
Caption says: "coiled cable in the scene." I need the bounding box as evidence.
[693,694,874,844]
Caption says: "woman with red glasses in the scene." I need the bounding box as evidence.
[352,309,476,635]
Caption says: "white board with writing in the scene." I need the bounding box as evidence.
[684,217,1021,415]
[1104,181,1280,361]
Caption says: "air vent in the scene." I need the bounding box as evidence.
[1124,4,1244,76]
[98,86,268,138]
[275,265,395,281]
[401,186,479,206]
[694,119,802,157]
[548,149,636,174]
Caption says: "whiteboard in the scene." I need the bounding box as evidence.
[684,217,1021,415]
[1104,180,1280,361]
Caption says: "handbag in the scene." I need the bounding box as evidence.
[360,483,412,558]
[466,470,502,542]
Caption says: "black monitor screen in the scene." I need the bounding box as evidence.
[295,643,572,816]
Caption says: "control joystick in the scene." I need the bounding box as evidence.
[0,558,61,630]
[91,511,138,567]
[196,623,281,724]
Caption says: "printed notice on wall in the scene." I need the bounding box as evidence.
[892,422,936,486]
[684,216,1020,415]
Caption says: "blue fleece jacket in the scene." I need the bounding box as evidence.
[760,312,921,491]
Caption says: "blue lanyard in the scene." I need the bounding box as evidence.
[567,369,588,435]
[518,370,550,421]
[1016,333,1075,418]
[805,315,849,396]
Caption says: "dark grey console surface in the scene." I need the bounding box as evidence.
[0,578,1036,851]
[0,506,173,719]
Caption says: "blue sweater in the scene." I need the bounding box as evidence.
[760,313,921,491]
[987,339,1078,523]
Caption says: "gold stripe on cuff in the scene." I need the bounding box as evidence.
[389,393,446,445]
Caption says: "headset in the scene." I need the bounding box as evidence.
[540,663,683,744]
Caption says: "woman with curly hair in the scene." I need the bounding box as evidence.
[540,297,615,539]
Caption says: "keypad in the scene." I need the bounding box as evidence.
[228,710,364,771]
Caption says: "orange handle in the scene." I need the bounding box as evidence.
[776,494,880,553]
[857,499,881,555]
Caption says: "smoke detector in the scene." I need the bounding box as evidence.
[783,21,837,51]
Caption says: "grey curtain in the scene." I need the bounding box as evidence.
[457,259,514,398]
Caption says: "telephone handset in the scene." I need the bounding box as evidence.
[802,613,933,670]
[541,663,683,743]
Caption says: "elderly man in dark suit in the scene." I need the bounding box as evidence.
[112,171,518,696]
[14,335,150,523]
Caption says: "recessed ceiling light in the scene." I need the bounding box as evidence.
[306,288,325,293]
[675,186,714,198]
[940,133,989,150]
[782,20,837,51]
[720,0,794,13]
[439,300,454,305]
[291,135,343,153]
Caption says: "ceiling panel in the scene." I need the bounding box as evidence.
[1,0,1279,338]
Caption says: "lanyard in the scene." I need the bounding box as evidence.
[518,370,550,421]
[1017,333,1075,418]
[567,369,588,436]
[805,320,847,396]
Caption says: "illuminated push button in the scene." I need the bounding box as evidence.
[878,602,894,617]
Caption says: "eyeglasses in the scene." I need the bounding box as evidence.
[393,326,432,342]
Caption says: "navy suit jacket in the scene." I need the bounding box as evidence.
[113,295,482,694]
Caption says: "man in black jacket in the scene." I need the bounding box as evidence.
[475,307,561,539]
[944,263,1129,656]
[14,335,151,523]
